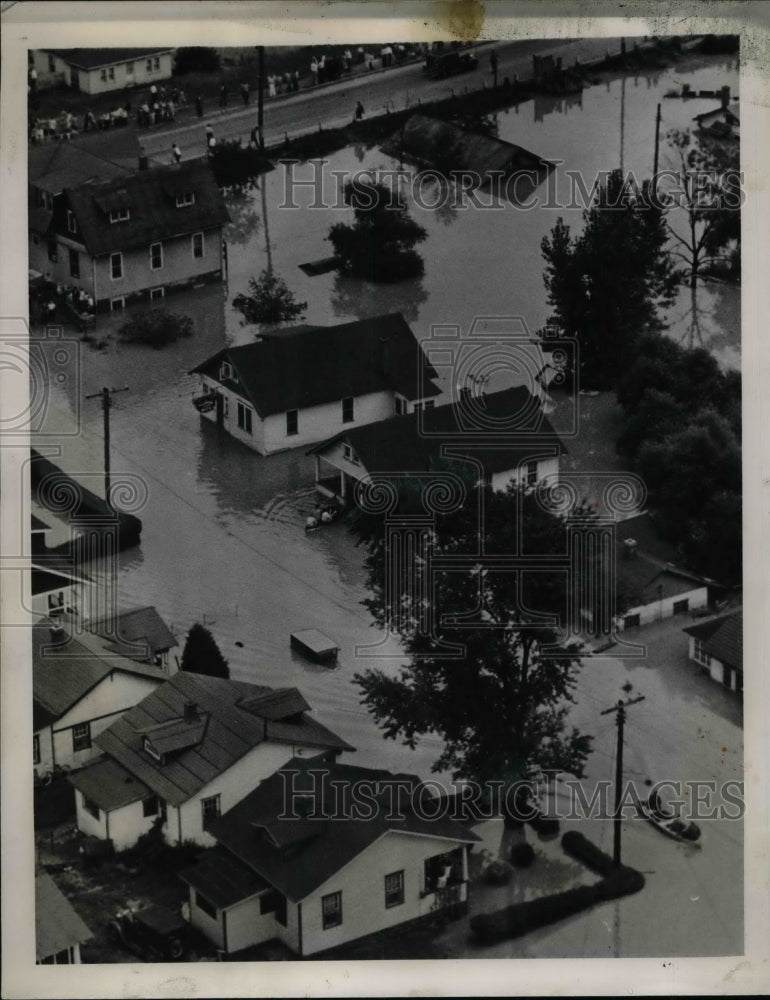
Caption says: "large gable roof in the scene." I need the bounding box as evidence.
[60,158,229,255]
[190,313,439,416]
[186,757,480,903]
[93,673,354,807]
[311,385,566,475]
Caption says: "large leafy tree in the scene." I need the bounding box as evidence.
[352,476,593,793]
[180,623,230,679]
[233,269,307,328]
[328,178,427,283]
[540,170,678,389]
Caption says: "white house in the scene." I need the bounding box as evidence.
[84,605,179,673]
[36,873,93,965]
[33,620,167,777]
[179,757,480,957]
[683,609,742,694]
[68,672,354,852]
[31,48,174,94]
[309,385,565,504]
[189,313,441,455]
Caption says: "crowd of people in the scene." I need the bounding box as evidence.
[32,277,95,328]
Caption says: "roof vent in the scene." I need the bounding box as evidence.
[623,538,638,559]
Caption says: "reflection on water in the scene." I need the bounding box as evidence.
[330,271,429,323]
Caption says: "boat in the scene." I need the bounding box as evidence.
[641,795,702,844]
[290,628,339,665]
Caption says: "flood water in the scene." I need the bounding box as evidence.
[30,50,742,957]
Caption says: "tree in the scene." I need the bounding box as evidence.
[174,47,221,75]
[352,477,593,795]
[540,170,678,389]
[118,309,193,348]
[233,269,307,327]
[180,623,229,679]
[328,178,427,283]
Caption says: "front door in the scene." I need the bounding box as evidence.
[215,392,224,427]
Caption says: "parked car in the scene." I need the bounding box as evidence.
[108,904,188,961]
[423,51,479,78]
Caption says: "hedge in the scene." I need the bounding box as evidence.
[561,830,616,876]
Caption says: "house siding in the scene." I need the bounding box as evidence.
[74,788,156,851]
[687,636,740,692]
[490,454,560,492]
[73,788,109,840]
[32,51,173,94]
[187,889,275,955]
[34,726,55,775]
[617,585,708,629]
[299,831,468,956]
[261,391,397,455]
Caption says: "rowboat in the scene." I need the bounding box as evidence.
[641,797,702,845]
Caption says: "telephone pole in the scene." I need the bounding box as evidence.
[600,694,645,866]
[86,385,129,503]
[653,102,662,193]
[257,46,265,150]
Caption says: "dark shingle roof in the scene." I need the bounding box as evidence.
[33,623,166,725]
[43,48,173,71]
[615,512,713,605]
[202,757,480,903]
[190,313,440,417]
[58,159,229,255]
[29,142,130,195]
[68,756,152,811]
[85,605,177,661]
[684,609,742,670]
[31,513,51,532]
[35,873,93,961]
[94,673,354,807]
[179,848,270,909]
[310,385,565,475]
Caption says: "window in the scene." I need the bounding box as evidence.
[693,638,709,667]
[414,401,424,414]
[286,409,298,436]
[126,62,134,75]
[143,736,162,761]
[192,232,204,258]
[176,192,196,207]
[673,599,689,615]
[201,794,220,828]
[110,252,123,280]
[109,66,115,80]
[154,57,160,70]
[526,460,538,486]
[424,400,435,410]
[47,592,64,614]
[342,443,359,465]
[110,297,125,312]
[146,59,153,71]
[83,795,100,820]
[66,209,76,234]
[109,207,130,223]
[321,891,342,930]
[37,189,54,211]
[33,734,40,766]
[384,870,404,908]
[236,402,253,434]
[424,850,461,893]
[150,242,163,270]
[100,69,107,82]
[150,287,165,302]
[68,248,80,279]
[342,396,354,423]
[219,361,233,381]
[72,722,91,752]
[260,890,278,915]
[395,396,406,416]
[47,238,58,262]
[143,795,159,818]
[195,891,217,919]
[624,613,640,630]
[100,66,115,82]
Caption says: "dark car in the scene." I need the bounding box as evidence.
[424,51,479,79]
[108,904,188,961]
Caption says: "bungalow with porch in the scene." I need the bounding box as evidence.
[190,313,441,455]
[309,385,565,504]
[179,756,480,957]
[33,619,167,777]
[84,605,179,673]
[683,608,742,694]
[36,873,93,965]
[68,672,354,852]
[31,48,174,94]
[45,158,229,312]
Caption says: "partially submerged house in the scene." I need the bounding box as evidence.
[84,605,178,672]
[69,672,354,851]
[683,608,742,694]
[35,872,93,965]
[31,48,174,94]
[33,620,167,776]
[190,313,441,454]
[309,385,566,503]
[381,113,553,200]
[693,87,739,141]
[180,757,480,957]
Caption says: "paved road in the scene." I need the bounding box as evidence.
[128,36,619,162]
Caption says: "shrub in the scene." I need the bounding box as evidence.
[209,140,273,188]
[529,814,560,838]
[482,859,513,886]
[471,884,600,944]
[510,842,536,868]
[174,47,221,75]
[561,830,615,876]
[118,309,193,348]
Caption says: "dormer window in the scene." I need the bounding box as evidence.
[143,737,163,762]
[342,443,359,464]
[219,361,233,381]
[109,207,130,223]
[176,192,195,207]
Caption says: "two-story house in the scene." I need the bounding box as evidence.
[31,48,174,94]
[309,384,566,503]
[46,158,229,311]
[189,313,441,454]
[33,619,167,777]
[180,756,480,957]
[68,672,354,851]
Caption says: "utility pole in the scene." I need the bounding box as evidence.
[653,102,662,191]
[257,46,265,150]
[600,694,645,866]
[86,385,129,503]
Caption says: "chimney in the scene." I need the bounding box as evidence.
[623,538,638,560]
[183,701,198,722]
[379,336,391,379]
[720,85,731,109]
